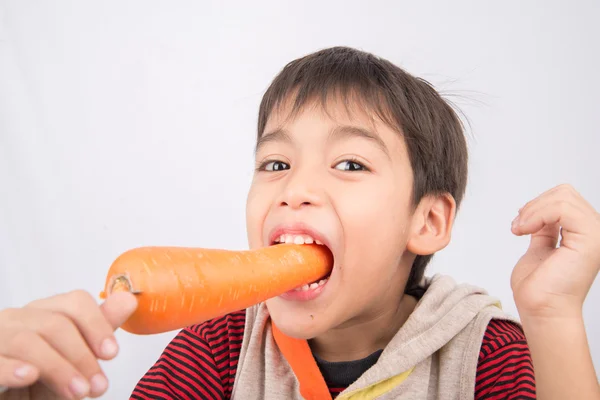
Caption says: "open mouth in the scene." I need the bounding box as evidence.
[270,233,333,291]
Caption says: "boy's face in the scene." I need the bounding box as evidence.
[245,98,418,339]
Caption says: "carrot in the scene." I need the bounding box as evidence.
[100,244,333,334]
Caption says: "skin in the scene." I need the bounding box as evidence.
[0,98,597,399]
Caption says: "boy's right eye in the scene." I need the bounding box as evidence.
[261,160,290,172]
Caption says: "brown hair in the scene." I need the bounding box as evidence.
[256,46,468,297]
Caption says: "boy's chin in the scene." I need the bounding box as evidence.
[265,301,329,340]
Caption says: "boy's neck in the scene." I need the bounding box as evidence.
[308,293,418,362]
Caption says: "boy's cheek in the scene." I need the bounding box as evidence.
[245,191,271,248]
[245,221,264,249]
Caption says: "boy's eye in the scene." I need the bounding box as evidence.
[263,160,290,172]
[334,160,367,171]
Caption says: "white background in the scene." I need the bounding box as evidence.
[1,1,598,398]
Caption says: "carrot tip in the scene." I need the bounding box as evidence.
[99,291,106,299]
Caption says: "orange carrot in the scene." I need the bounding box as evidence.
[100,244,333,334]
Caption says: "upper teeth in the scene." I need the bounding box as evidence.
[274,234,324,245]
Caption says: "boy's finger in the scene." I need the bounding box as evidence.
[26,290,125,360]
[31,312,109,397]
[1,331,90,399]
[514,188,587,234]
[0,356,39,389]
[517,184,591,219]
[528,222,561,251]
[99,291,138,331]
[517,184,566,213]
[513,200,588,237]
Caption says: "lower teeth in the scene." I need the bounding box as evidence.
[294,277,328,292]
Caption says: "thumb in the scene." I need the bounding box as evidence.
[100,291,138,330]
[527,222,560,252]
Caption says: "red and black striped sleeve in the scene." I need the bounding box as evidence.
[130,310,246,400]
[475,319,536,399]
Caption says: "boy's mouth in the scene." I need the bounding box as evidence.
[268,229,334,290]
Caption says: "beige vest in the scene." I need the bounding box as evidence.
[230,274,520,399]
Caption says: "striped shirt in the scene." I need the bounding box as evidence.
[130,310,536,399]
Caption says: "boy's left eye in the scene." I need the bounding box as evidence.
[334,160,367,171]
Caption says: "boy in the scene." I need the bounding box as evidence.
[0,47,598,399]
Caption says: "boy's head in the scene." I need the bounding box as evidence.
[245,47,468,339]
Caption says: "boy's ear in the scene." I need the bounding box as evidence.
[406,193,456,256]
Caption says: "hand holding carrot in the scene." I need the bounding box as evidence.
[0,290,137,400]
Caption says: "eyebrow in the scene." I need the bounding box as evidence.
[255,124,390,158]
[329,125,390,158]
[255,128,292,154]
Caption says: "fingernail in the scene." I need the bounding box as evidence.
[69,376,89,398]
[512,216,519,227]
[90,373,108,395]
[101,337,118,358]
[14,365,32,379]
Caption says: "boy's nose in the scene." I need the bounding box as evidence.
[278,188,322,209]
[277,172,323,210]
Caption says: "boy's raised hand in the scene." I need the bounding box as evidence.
[510,183,600,399]
[510,184,600,318]
[0,290,137,400]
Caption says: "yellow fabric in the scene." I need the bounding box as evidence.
[336,367,415,400]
